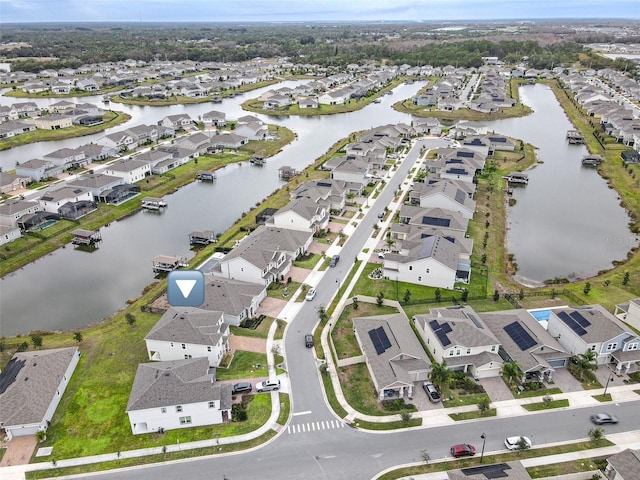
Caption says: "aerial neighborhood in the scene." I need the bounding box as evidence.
[0,17,640,480]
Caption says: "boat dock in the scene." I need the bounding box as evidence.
[141,197,167,210]
[152,255,187,273]
[566,130,585,144]
[582,154,604,166]
[189,230,217,245]
[505,172,529,185]
[71,228,102,246]
[196,171,216,181]
[250,155,265,166]
[278,166,299,180]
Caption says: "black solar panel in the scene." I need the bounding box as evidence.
[429,319,440,331]
[570,311,591,328]
[462,463,511,479]
[454,189,466,204]
[368,329,385,355]
[457,151,473,157]
[422,216,451,227]
[447,158,463,164]
[436,330,451,347]
[447,168,467,175]
[468,314,484,329]
[558,311,587,336]
[444,236,455,243]
[440,322,452,334]
[504,322,537,351]
[0,358,25,395]
[377,326,392,350]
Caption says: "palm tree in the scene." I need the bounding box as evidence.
[502,361,522,386]
[575,350,598,381]
[429,360,451,391]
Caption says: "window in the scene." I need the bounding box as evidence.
[161,407,166,414]
[179,416,192,425]
[449,350,454,356]
[466,348,471,354]
[208,401,215,409]
[491,345,496,352]
[409,266,413,271]
[207,346,212,352]
[591,345,596,351]
[426,268,430,274]
[176,405,183,413]
[456,350,461,355]
[418,276,422,282]
[627,343,638,351]
[606,343,618,351]
[170,342,174,347]
[181,343,186,349]
[184,354,192,359]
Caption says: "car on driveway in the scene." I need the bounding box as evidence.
[256,379,281,392]
[590,413,619,425]
[231,382,252,395]
[422,381,441,403]
[504,436,532,450]
[450,444,476,458]
[305,288,317,301]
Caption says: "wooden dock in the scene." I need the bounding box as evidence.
[196,171,217,181]
[566,130,585,144]
[279,166,299,180]
[141,197,167,210]
[152,255,187,273]
[250,155,265,166]
[189,230,217,245]
[505,172,529,185]
[71,228,102,246]
[582,154,604,166]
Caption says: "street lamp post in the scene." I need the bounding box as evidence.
[480,433,486,463]
[603,373,614,397]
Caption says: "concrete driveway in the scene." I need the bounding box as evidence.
[255,296,288,318]
[551,367,584,393]
[477,376,514,402]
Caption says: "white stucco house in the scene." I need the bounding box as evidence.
[145,307,230,367]
[103,159,151,184]
[0,347,81,441]
[269,197,330,234]
[126,357,232,435]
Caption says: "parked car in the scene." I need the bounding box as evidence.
[305,288,317,301]
[256,379,281,392]
[377,211,385,219]
[422,381,441,403]
[305,334,314,348]
[590,413,619,425]
[504,436,532,450]
[450,444,476,458]
[329,255,340,267]
[231,382,252,395]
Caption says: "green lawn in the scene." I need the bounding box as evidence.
[522,399,570,411]
[449,408,497,421]
[293,253,321,269]
[353,417,422,430]
[442,391,492,409]
[215,351,269,381]
[513,387,562,399]
[229,317,274,339]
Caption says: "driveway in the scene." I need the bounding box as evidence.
[288,266,311,283]
[551,367,584,393]
[229,335,266,354]
[255,296,288,318]
[477,376,514,402]
[0,435,37,467]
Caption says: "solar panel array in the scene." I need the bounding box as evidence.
[557,310,591,337]
[430,319,452,347]
[447,168,468,175]
[503,321,537,351]
[422,216,451,227]
[454,189,467,204]
[458,151,473,158]
[368,326,392,355]
[468,313,484,329]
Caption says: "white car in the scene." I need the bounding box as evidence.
[504,436,532,450]
[305,288,317,301]
[256,379,281,392]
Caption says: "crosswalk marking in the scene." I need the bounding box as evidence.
[286,420,346,434]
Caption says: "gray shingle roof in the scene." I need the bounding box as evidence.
[414,306,499,349]
[607,448,640,479]
[127,357,231,411]
[550,305,633,344]
[201,276,265,316]
[145,307,227,345]
[0,347,79,427]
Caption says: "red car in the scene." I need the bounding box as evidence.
[451,444,476,458]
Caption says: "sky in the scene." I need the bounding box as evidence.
[1,0,639,23]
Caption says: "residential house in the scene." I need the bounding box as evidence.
[124,124,159,145]
[11,102,40,118]
[97,131,137,152]
[289,179,349,214]
[43,147,86,169]
[0,224,21,245]
[398,206,469,233]
[209,133,248,149]
[103,158,151,184]
[411,118,441,136]
[353,313,431,401]
[414,181,476,219]
[68,174,124,201]
[447,461,533,480]
[145,307,230,367]
[211,225,312,286]
[159,114,194,131]
[134,150,173,172]
[235,121,269,141]
[0,347,80,441]
[604,448,640,480]
[76,143,118,162]
[414,306,502,378]
[126,357,232,435]
[269,196,330,234]
[38,186,96,219]
[614,298,640,332]
[297,97,318,109]
[33,114,73,130]
[547,305,640,373]
[200,276,267,326]
[176,132,211,154]
[0,200,41,228]
[387,223,474,257]
[329,156,371,185]
[202,110,227,128]
[0,121,37,139]
[0,173,31,194]
[480,309,570,382]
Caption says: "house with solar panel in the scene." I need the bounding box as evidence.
[0,347,80,441]
[411,180,477,219]
[480,310,570,383]
[398,206,469,233]
[547,305,640,374]
[352,313,431,401]
[413,306,503,379]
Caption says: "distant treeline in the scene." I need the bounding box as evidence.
[2,23,636,76]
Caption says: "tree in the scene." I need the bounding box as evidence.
[317,305,328,324]
[352,296,359,310]
[403,289,411,303]
[518,288,525,300]
[502,361,522,386]
[73,332,83,343]
[400,411,412,425]
[574,350,598,382]
[478,397,491,416]
[493,289,500,302]
[376,291,384,306]
[622,271,630,285]
[429,360,451,391]
[125,313,136,327]
[583,282,591,295]
[31,334,43,349]
[434,288,441,302]
[461,289,469,302]
[588,426,604,446]
[516,436,531,450]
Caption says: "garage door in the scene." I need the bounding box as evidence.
[548,358,567,368]
[472,365,502,379]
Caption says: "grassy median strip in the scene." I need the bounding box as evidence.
[449,409,497,421]
[522,399,570,412]
[352,417,422,430]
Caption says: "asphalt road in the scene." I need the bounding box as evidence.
[70,138,640,479]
